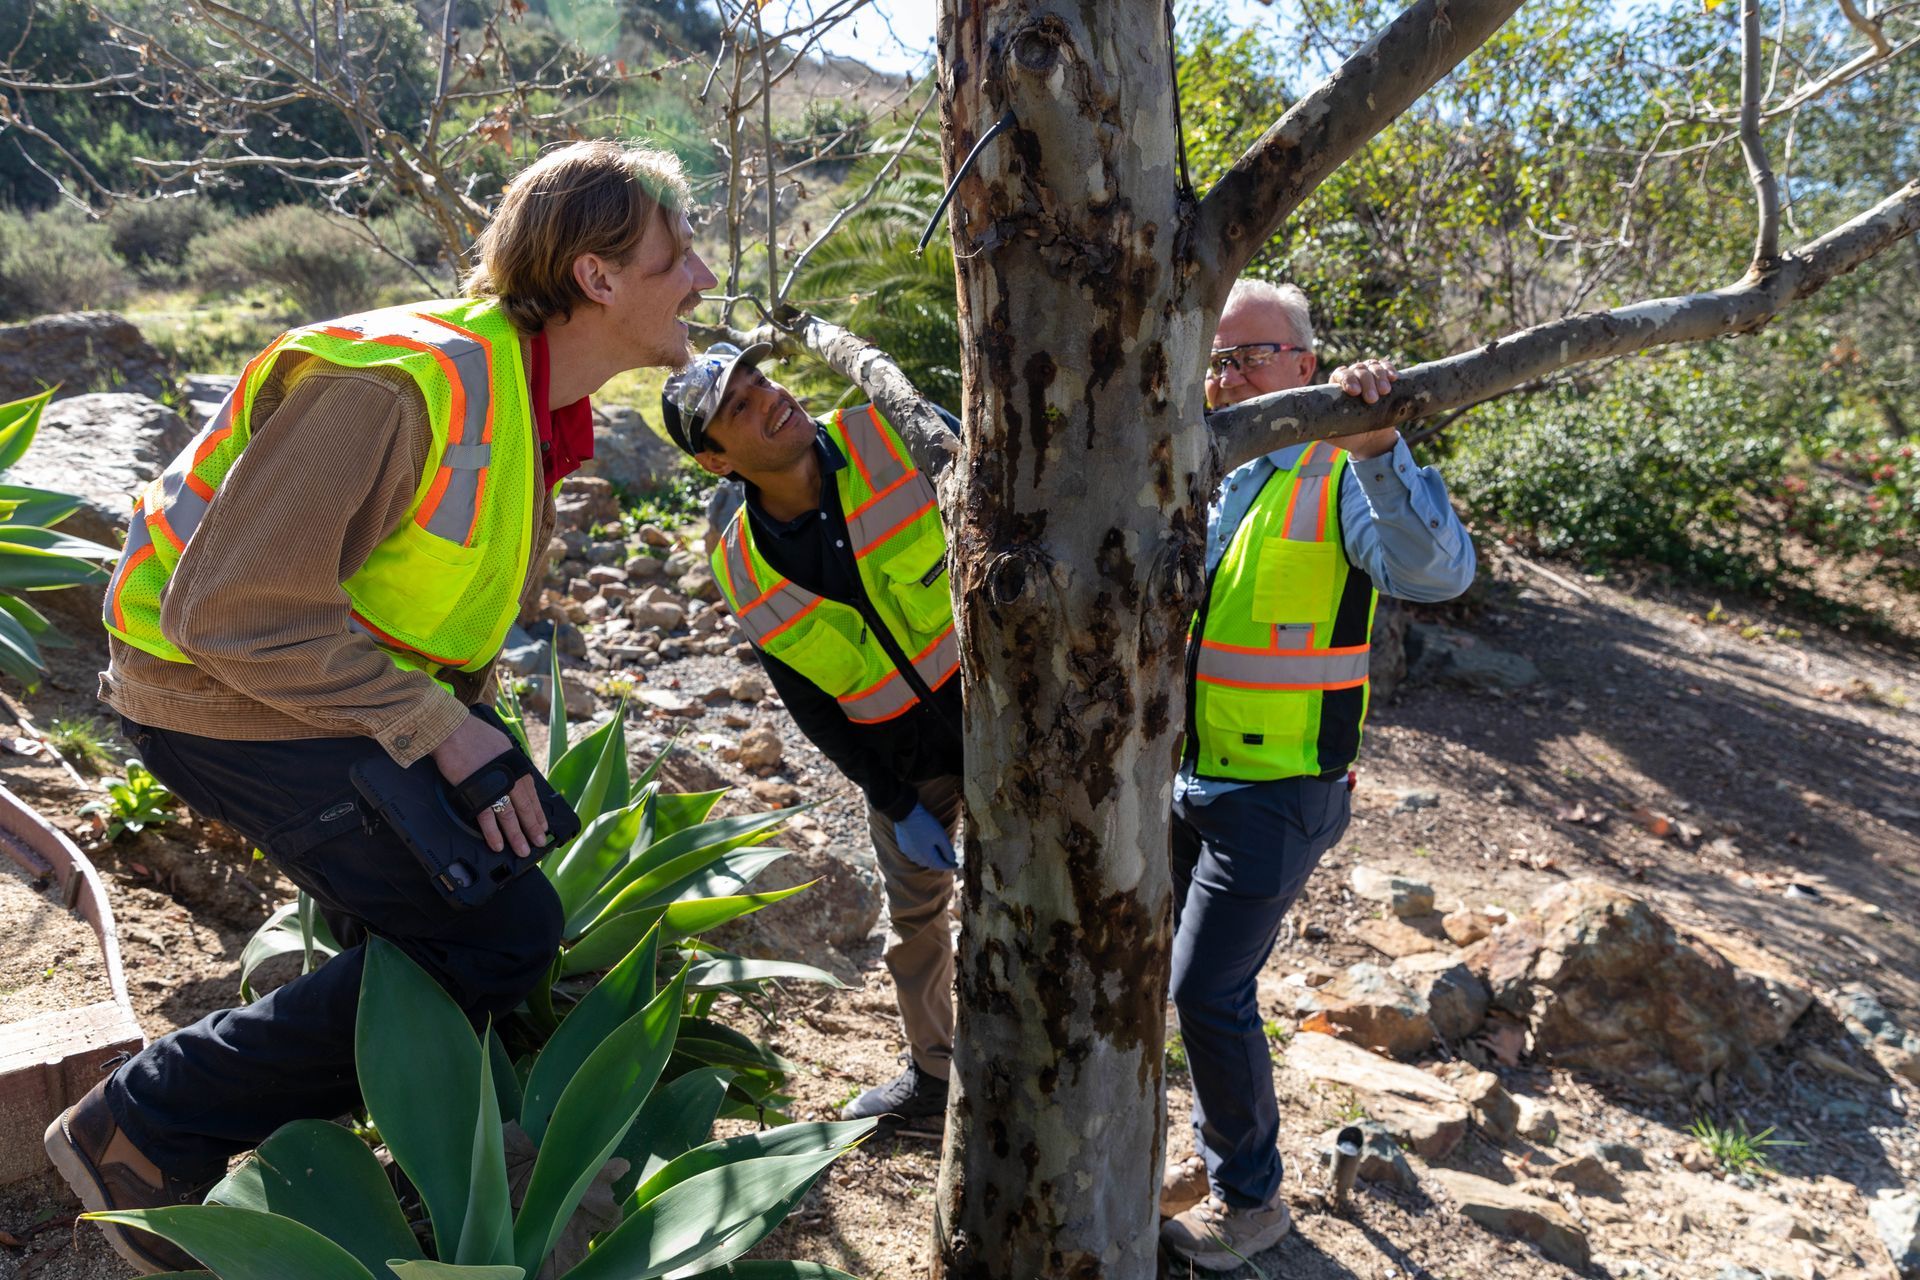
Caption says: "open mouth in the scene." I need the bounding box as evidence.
[769,404,798,440]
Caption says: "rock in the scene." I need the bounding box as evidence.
[599,582,631,604]
[1869,1190,1920,1278]
[581,595,611,622]
[1442,907,1500,947]
[638,523,672,548]
[1354,917,1441,959]
[1693,928,1814,1045]
[677,567,721,603]
[1427,1169,1590,1269]
[1368,598,1410,703]
[707,843,884,969]
[1545,1152,1621,1197]
[584,540,626,566]
[553,621,588,659]
[1283,1032,1468,1160]
[734,726,784,771]
[1462,915,1544,1013]
[642,742,731,795]
[586,565,626,586]
[1316,1121,1414,1189]
[1392,788,1440,812]
[665,549,704,578]
[1836,983,1920,1085]
[0,311,174,404]
[701,684,734,705]
[1389,953,1489,1041]
[1349,866,1435,918]
[567,577,597,602]
[497,629,551,678]
[626,552,667,580]
[638,689,702,718]
[749,779,803,808]
[1407,623,1541,690]
[1301,963,1433,1060]
[1584,1139,1646,1171]
[580,405,685,493]
[1483,879,1796,1093]
[554,476,621,534]
[12,393,192,546]
[521,671,596,719]
[1796,1044,1882,1086]
[729,675,768,703]
[630,601,687,633]
[1456,1069,1518,1142]
[1514,1094,1559,1144]
[183,373,238,428]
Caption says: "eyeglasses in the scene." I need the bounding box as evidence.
[1206,343,1310,378]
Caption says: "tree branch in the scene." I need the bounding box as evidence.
[1739,0,1782,266]
[1194,0,1525,303]
[781,314,957,483]
[1206,178,1920,472]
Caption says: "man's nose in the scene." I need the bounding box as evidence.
[691,252,719,292]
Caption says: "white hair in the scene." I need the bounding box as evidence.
[1223,279,1315,351]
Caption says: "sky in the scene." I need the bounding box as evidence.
[764,1,1292,75]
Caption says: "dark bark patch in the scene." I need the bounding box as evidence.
[1023,349,1058,487]
[1144,690,1170,739]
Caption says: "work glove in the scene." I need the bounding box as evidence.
[892,803,958,872]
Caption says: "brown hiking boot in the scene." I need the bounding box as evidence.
[43,1080,207,1275]
[1160,1153,1209,1218]
[1160,1187,1292,1271]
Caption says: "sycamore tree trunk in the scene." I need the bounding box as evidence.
[778,3,1920,1276]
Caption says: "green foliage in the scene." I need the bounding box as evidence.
[618,470,711,535]
[778,99,871,164]
[1688,1114,1800,1176]
[78,758,176,841]
[0,391,118,684]
[95,935,870,1278]
[1165,1030,1188,1075]
[0,206,133,320]
[107,200,236,277]
[239,893,342,1002]
[45,717,114,774]
[186,207,408,322]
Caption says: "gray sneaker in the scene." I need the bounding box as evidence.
[1160,1188,1292,1271]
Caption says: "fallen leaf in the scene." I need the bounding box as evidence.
[128,862,152,878]
[1300,1012,1335,1036]
[1631,807,1672,838]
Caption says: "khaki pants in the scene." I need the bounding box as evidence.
[865,774,962,1080]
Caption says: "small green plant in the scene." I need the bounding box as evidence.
[78,758,176,841]
[1334,1090,1367,1123]
[45,717,115,774]
[1688,1115,1800,1176]
[1165,1030,1189,1075]
[1262,1020,1291,1046]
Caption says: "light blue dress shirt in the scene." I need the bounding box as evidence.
[1176,434,1476,805]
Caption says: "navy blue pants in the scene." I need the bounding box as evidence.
[1169,776,1351,1208]
[108,716,563,1182]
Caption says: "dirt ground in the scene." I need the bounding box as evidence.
[1,547,1916,1280]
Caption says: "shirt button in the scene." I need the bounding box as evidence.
[835,539,845,548]
[1373,472,1385,481]
[1429,519,1440,528]
[395,734,412,750]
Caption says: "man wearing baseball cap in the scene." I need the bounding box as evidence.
[665,344,962,1136]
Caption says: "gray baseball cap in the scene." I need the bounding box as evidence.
[660,341,773,455]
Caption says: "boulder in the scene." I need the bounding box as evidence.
[1455,1069,1519,1142]
[496,627,551,678]
[1349,866,1435,918]
[1428,1169,1590,1269]
[520,671,596,719]
[1514,880,1802,1092]
[1693,929,1814,1045]
[12,393,192,546]
[1870,1190,1920,1278]
[1515,1094,1560,1145]
[1283,1032,1468,1159]
[707,843,884,970]
[677,567,722,603]
[1367,598,1409,703]
[1354,917,1441,959]
[1462,915,1545,1012]
[1836,983,1920,1085]
[1544,1152,1621,1198]
[554,475,621,534]
[580,405,685,493]
[1442,907,1501,947]
[630,601,687,633]
[184,373,239,429]
[734,726,785,771]
[1315,1121,1414,1189]
[626,552,667,580]
[0,311,173,404]
[1390,953,1489,1041]
[1407,623,1540,690]
[1302,963,1433,1059]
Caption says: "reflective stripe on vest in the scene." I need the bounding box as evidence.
[714,405,954,724]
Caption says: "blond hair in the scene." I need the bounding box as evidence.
[467,140,691,333]
[1223,279,1315,351]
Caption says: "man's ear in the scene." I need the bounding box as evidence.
[1301,351,1318,382]
[693,448,733,478]
[572,253,618,307]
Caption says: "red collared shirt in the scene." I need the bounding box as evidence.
[530,329,594,487]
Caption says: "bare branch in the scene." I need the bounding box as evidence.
[1194,0,1526,303]
[1838,0,1894,55]
[1206,178,1920,472]
[788,314,957,483]
[1740,0,1782,266]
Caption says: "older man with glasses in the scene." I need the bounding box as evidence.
[1158,278,1477,1270]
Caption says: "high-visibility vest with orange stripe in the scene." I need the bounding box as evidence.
[710,405,956,726]
[1190,442,1378,780]
[103,297,536,687]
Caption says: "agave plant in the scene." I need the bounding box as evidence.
[93,930,871,1279]
[0,389,119,683]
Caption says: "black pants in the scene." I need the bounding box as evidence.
[108,715,562,1182]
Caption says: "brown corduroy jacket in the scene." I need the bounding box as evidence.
[99,354,555,768]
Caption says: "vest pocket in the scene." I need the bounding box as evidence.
[1251,537,1337,626]
[877,524,952,635]
[770,619,868,698]
[1205,687,1309,739]
[348,521,483,641]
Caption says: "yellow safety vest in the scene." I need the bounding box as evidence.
[103,297,537,687]
[1190,441,1378,780]
[710,405,956,724]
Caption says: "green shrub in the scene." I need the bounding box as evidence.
[106,199,234,276]
[778,98,871,163]
[0,205,133,319]
[185,206,406,322]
